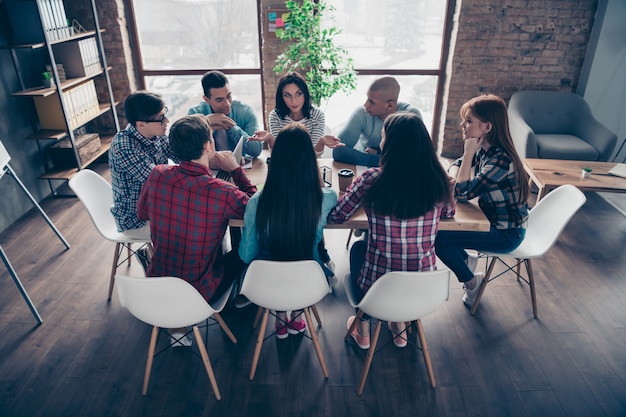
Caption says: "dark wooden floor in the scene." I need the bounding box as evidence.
[1,160,626,417]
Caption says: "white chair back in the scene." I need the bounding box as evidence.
[350,269,450,323]
[68,169,126,242]
[115,275,218,329]
[509,184,586,259]
[240,260,331,312]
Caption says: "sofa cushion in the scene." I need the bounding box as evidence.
[536,134,600,160]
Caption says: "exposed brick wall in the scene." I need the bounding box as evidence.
[260,1,290,125]
[440,0,597,158]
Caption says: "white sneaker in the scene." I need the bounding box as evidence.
[466,252,479,273]
[462,272,485,308]
[170,332,193,347]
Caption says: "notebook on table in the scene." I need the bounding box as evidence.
[608,163,626,179]
[212,135,244,181]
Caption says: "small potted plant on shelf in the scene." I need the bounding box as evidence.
[582,166,592,178]
[42,71,54,88]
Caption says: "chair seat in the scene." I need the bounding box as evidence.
[536,134,600,160]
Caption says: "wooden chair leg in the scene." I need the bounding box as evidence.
[470,256,497,315]
[250,308,269,380]
[304,307,329,378]
[344,310,365,340]
[213,312,237,344]
[357,319,382,396]
[311,304,322,327]
[142,326,158,395]
[193,325,221,400]
[108,242,122,300]
[525,259,538,319]
[252,306,263,329]
[416,319,436,388]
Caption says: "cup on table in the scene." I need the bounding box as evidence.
[338,168,355,192]
[320,166,332,188]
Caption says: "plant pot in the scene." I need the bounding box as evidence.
[581,170,591,178]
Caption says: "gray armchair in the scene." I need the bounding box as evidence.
[508,91,617,161]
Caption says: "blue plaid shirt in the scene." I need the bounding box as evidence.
[109,124,178,231]
[452,146,528,230]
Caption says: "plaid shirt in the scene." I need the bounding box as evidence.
[109,124,178,231]
[137,161,256,301]
[328,168,456,292]
[452,146,528,229]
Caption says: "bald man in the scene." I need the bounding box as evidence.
[332,77,422,167]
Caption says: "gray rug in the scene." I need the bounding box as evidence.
[599,192,626,216]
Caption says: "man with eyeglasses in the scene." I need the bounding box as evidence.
[188,70,269,158]
[109,91,178,249]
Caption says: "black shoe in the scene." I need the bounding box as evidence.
[135,247,150,271]
[233,295,252,309]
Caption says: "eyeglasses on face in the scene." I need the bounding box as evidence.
[142,107,169,125]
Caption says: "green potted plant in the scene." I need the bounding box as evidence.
[582,166,592,178]
[273,0,357,107]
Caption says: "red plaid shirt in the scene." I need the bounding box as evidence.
[328,168,455,292]
[137,161,256,301]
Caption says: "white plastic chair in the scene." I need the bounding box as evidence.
[344,269,451,395]
[240,260,331,380]
[68,169,152,300]
[471,184,587,318]
[115,275,237,399]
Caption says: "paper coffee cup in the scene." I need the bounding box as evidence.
[338,169,355,192]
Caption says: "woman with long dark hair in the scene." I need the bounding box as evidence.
[254,72,343,156]
[239,123,337,339]
[435,94,529,310]
[328,112,455,349]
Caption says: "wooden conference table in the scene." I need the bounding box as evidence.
[229,152,490,232]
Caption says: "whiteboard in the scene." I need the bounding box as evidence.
[0,140,11,179]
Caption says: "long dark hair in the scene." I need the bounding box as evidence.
[364,112,452,218]
[275,72,312,119]
[256,123,322,260]
[461,94,529,204]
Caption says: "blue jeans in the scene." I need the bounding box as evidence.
[349,240,370,320]
[435,226,525,283]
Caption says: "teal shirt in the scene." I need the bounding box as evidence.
[188,100,262,158]
[333,102,422,166]
[239,187,338,264]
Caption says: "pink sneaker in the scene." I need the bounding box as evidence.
[288,318,307,335]
[347,316,370,350]
[275,320,289,339]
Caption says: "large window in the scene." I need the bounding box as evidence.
[129,0,262,123]
[323,0,449,135]
[129,0,451,140]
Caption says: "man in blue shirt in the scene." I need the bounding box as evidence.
[333,77,423,167]
[188,71,269,158]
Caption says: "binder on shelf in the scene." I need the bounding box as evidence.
[50,0,71,39]
[37,0,57,41]
[53,37,102,78]
[32,79,99,131]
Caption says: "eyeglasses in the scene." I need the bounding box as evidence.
[142,107,169,125]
